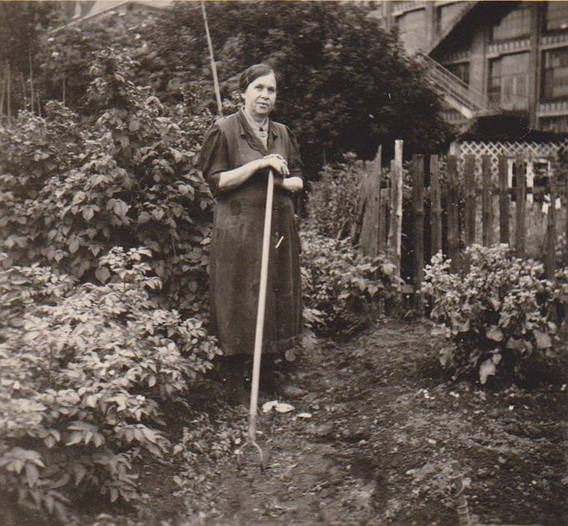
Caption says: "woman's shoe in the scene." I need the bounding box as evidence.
[224,356,250,406]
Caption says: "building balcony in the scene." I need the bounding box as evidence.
[538,100,568,117]
[487,38,530,56]
[541,32,568,49]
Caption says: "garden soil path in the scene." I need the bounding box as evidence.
[81,319,567,526]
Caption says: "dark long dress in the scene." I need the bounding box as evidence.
[199,110,303,356]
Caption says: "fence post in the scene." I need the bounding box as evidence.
[557,165,568,261]
[430,155,442,257]
[498,155,510,245]
[359,145,383,256]
[412,155,424,311]
[545,170,557,279]
[464,155,476,246]
[515,156,527,258]
[375,145,384,253]
[388,140,404,276]
[447,155,460,272]
[481,155,494,247]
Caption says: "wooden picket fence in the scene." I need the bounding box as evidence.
[358,143,567,302]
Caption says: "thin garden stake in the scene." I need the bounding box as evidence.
[201,1,223,117]
[29,46,35,114]
[20,73,27,111]
[236,170,274,471]
[6,61,11,121]
[0,65,6,118]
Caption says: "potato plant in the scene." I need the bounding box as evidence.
[0,247,220,519]
[301,228,401,338]
[423,244,562,384]
[0,49,215,313]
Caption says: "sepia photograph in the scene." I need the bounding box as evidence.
[0,1,566,525]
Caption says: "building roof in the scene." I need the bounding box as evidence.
[85,0,174,18]
[51,0,174,33]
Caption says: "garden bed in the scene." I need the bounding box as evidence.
[56,318,567,526]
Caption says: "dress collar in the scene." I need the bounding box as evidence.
[238,109,279,139]
[237,109,278,154]
[242,109,268,132]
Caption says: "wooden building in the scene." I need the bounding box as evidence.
[373,1,568,137]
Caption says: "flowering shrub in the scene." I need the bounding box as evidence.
[423,244,561,384]
[301,228,401,338]
[0,247,220,519]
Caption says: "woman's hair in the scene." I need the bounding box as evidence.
[239,63,276,92]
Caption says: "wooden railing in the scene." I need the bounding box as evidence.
[417,53,494,117]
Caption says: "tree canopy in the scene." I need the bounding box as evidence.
[153,1,452,174]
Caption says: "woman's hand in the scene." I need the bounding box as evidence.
[217,154,294,192]
[260,154,290,177]
[260,155,302,192]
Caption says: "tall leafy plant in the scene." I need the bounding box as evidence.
[0,49,215,311]
[306,153,368,240]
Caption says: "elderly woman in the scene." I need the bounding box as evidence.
[199,64,304,404]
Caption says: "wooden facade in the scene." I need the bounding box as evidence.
[374,1,568,135]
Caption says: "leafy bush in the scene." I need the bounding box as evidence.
[0,247,220,519]
[301,228,401,338]
[423,244,562,384]
[306,153,369,240]
[0,49,214,313]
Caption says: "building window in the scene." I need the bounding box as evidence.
[446,62,470,85]
[544,2,568,32]
[540,116,568,134]
[491,4,531,42]
[542,48,568,101]
[489,53,529,111]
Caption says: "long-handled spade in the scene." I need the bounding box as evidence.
[236,170,275,471]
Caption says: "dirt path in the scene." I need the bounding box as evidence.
[77,319,567,526]
[158,320,566,526]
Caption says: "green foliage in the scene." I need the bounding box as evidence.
[301,229,401,338]
[306,153,368,239]
[423,244,561,384]
[0,247,221,519]
[0,49,215,311]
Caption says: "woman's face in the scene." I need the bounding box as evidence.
[242,72,277,119]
